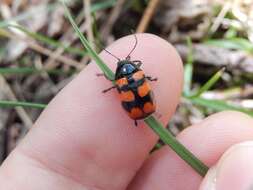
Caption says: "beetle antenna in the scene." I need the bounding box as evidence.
[94,40,121,62]
[126,33,138,60]
[103,48,121,61]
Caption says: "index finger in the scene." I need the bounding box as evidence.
[0,33,183,190]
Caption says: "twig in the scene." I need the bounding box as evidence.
[100,0,126,41]
[209,2,231,35]
[34,56,59,94]
[201,86,253,100]
[28,41,80,67]
[136,0,160,33]
[84,0,95,50]
[43,11,87,70]
[0,28,81,68]
[0,75,33,129]
[175,43,253,73]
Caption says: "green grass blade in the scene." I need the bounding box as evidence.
[183,37,194,96]
[90,0,117,13]
[187,97,253,117]
[189,67,225,98]
[145,116,209,176]
[61,0,115,80]
[0,67,72,75]
[92,12,103,49]
[205,38,253,54]
[224,27,237,38]
[62,1,209,176]
[0,100,46,109]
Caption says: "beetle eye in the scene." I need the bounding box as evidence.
[123,68,127,73]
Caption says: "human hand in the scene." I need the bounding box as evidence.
[0,34,253,190]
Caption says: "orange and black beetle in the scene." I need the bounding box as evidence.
[100,35,157,126]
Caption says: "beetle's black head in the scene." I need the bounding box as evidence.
[115,60,139,79]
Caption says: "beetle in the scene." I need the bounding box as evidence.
[99,34,157,126]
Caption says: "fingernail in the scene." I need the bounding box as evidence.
[200,141,253,190]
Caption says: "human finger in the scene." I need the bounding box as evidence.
[0,33,183,190]
[128,111,253,190]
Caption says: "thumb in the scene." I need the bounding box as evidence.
[200,141,253,190]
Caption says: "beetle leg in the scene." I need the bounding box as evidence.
[96,73,114,82]
[134,120,138,126]
[102,85,117,93]
[132,60,142,68]
[146,76,158,81]
[96,73,104,77]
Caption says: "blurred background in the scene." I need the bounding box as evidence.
[0,0,252,163]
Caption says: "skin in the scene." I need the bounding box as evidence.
[0,34,253,190]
